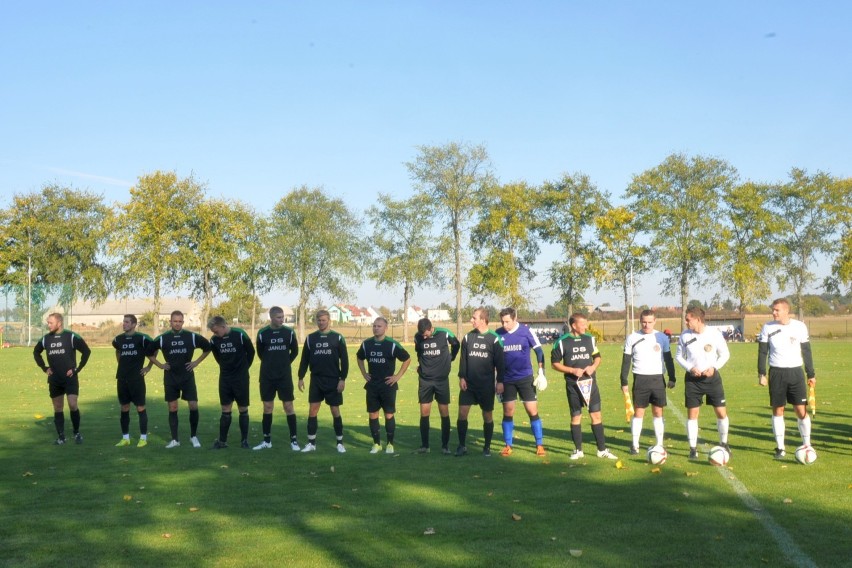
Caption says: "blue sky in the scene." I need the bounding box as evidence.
[2,2,850,310]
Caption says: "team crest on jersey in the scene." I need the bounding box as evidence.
[577,378,593,405]
[790,337,797,344]
[704,344,713,352]
[653,344,661,352]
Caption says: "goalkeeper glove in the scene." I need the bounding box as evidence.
[533,369,548,392]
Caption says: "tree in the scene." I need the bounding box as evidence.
[468,181,543,310]
[366,193,440,343]
[539,173,609,315]
[626,154,738,323]
[406,142,495,335]
[109,171,206,332]
[269,186,364,339]
[594,205,650,335]
[213,292,263,324]
[827,177,852,294]
[769,168,840,320]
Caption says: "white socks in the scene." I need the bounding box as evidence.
[797,416,811,446]
[772,415,786,449]
[653,416,664,446]
[631,417,643,448]
[717,416,729,444]
[687,419,698,448]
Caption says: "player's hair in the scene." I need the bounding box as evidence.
[269,306,284,317]
[685,305,706,322]
[417,318,433,335]
[48,312,64,324]
[473,307,489,323]
[315,309,330,320]
[568,313,588,326]
[170,310,184,318]
[123,314,138,325]
[207,315,228,330]
[639,309,655,319]
[771,298,791,309]
[499,307,517,320]
[374,316,388,326]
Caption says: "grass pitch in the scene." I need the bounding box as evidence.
[0,341,849,567]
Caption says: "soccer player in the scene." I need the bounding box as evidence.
[496,307,546,457]
[414,317,460,454]
[456,308,504,457]
[298,309,348,453]
[33,312,91,445]
[675,306,731,460]
[757,298,816,460]
[551,313,618,460]
[254,306,301,451]
[356,316,411,454]
[208,316,255,449]
[112,314,155,447]
[149,310,213,449]
[620,309,677,454]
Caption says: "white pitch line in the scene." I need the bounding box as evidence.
[667,404,819,568]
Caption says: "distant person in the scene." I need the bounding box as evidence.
[757,298,816,460]
[298,309,348,453]
[551,313,618,460]
[356,317,411,454]
[254,306,300,451]
[675,306,731,459]
[112,314,155,447]
[496,307,547,457]
[149,310,213,449]
[456,308,504,456]
[33,313,91,445]
[414,318,460,454]
[620,310,677,454]
[208,316,255,449]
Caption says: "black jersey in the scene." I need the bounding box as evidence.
[211,328,255,379]
[153,330,213,380]
[112,332,156,380]
[34,330,91,377]
[298,329,349,380]
[256,324,299,382]
[458,328,505,385]
[357,337,410,386]
[551,332,600,380]
[414,327,460,380]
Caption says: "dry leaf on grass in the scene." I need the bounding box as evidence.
[783,498,793,504]
[569,550,582,557]
[162,533,172,539]
[511,513,522,521]
[650,467,661,474]
[189,507,199,512]
[423,527,435,535]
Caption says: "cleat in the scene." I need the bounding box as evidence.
[240,440,250,449]
[629,446,639,456]
[569,449,585,460]
[721,443,732,455]
[441,446,452,455]
[416,446,430,454]
[689,447,699,460]
[74,433,83,444]
[115,438,131,447]
[212,440,228,449]
[455,445,468,457]
[500,445,513,457]
[385,443,395,454]
[253,441,272,450]
[165,439,181,449]
[54,437,66,445]
[137,439,148,448]
[370,443,382,454]
[536,445,547,457]
[290,440,301,452]
[774,448,786,460]
[301,442,317,452]
[336,443,346,454]
[597,448,618,460]
[483,448,492,457]
[190,437,201,448]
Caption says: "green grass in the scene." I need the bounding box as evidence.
[1,341,850,567]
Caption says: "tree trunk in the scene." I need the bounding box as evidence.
[402,281,411,344]
[679,266,689,330]
[622,278,630,340]
[454,220,463,337]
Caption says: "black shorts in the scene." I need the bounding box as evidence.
[458,383,496,411]
[48,375,79,398]
[259,377,295,402]
[684,372,726,408]
[768,367,807,408]
[308,375,343,406]
[365,382,397,413]
[565,377,602,416]
[500,377,538,403]
[418,377,450,405]
[219,374,250,407]
[164,375,198,402]
[632,374,667,409]
[117,376,147,406]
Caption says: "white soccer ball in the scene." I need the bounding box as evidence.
[647,445,667,465]
[708,446,730,466]
[794,445,817,465]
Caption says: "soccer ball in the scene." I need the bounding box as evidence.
[794,445,817,465]
[708,446,730,466]
[647,445,667,465]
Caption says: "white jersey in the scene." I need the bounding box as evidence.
[757,319,809,369]
[676,326,730,373]
[623,330,670,375]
